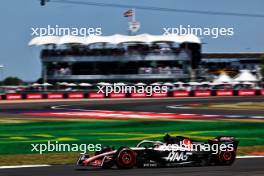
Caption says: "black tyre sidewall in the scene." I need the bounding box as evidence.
[115,148,136,169]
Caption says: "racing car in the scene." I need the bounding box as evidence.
[76,134,239,169]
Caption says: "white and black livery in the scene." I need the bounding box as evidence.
[76,134,239,169]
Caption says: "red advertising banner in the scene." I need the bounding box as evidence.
[47,93,64,99]
[216,90,234,96]
[238,90,256,96]
[194,90,211,97]
[6,94,22,100]
[152,92,168,97]
[68,93,84,99]
[88,92,105,98]
[26,94,42,99]
[172,91,189,97]
[261,90,264,96]
[109,93,126,98]
[130,93,147,98]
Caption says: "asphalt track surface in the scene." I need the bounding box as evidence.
[0,96,263,176]
[0,96,264,116]
[0,158,263,176]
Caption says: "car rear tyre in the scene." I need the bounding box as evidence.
[218,150,236,165]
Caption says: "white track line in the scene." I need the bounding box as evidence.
[51,105,264,119]
[237,155,264,159]
[167,105,191,109]
[0,165,50,169]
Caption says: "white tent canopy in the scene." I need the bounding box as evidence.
[29,34,201,46]
[42,82,52,86]
[31,83,41,87]
[173,81,184,85]
[163,82,174,86]
[213,72,233,84]
[79,83,92,87]
[135,82,147,86]
[97,82,112,86]
[67,83,77,86]
[201,81,210,85]
[58,82,68,86]
[234,70,258,82]
[151,82,162,86]
[188,82,201,86]
[115,82,127,86]
[242,82,255,85]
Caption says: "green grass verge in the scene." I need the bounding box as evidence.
[0,117,263,165]
[198,102,264,110]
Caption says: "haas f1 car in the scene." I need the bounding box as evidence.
[77,134,239,169]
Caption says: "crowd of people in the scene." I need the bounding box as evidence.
[138,67,184,74]
[21,81,264,92]
[48,67,72,76]
[1,81,263,94]
[201,61,261,74]
[171,82,264,91]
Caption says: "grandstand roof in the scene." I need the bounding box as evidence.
[28,33,201,46]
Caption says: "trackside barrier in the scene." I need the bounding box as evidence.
[130,93,147,98]
[238,90,256,96]
[47,93,64,99]
[67,93,84,99]
[152,92,168,97]
[216,90,234,96]
[26,93,43,99]
[194,90,211,97]
[6,94,22,100]
[0,90,263,101]
[108,93,126,98]
[172,91,190,97]
[88,92,105,98]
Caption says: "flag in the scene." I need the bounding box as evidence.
[124,9,133,17]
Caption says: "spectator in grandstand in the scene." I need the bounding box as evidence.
[164,66,172,74]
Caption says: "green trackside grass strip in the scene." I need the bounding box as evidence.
[0,118,263,155]
[193,102,264,110]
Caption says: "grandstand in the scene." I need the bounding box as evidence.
[201,53,263,77]
[29,34,201,83]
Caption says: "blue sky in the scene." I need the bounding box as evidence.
[0,0,263,81]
